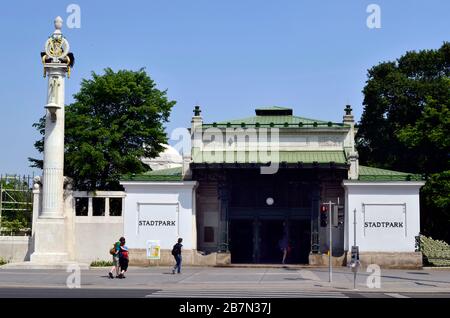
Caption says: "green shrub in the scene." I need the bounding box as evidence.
[1,219,31,236]
[90,260,114,267]
[419,235,450,266]
[0,258,7,266]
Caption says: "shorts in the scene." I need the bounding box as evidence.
[112,255,119,266]
[119,258,129,271]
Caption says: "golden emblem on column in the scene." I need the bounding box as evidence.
[41,16,74,77]
[46,37,66,58]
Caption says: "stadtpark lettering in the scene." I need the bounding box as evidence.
[138,220,176,227]
[364,221,404,228]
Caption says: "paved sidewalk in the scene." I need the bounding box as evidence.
[0,266,449,295]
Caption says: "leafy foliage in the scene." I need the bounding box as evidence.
[0,257,7,266]
[397,95,450,174]
[357,42,450,172]
[90,260,114,267]
[419,235,450,267]
[29,68,176,190]
[356,42,450,242]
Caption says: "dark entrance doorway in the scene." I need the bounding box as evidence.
[229,219,254,263]
[258,219,285,263]
[229,217,312,264]
[288,219,311,264]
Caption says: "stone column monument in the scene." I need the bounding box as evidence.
[343,105,359,180]
[30,17,74,264]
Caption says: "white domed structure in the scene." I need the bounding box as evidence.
[142,144,183,171]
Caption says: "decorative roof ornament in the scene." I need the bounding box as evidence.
[41,17,75,78]
[343,104,354,124]
[345,104,353,116]
[53,16,63,35]
[193,105,202,116]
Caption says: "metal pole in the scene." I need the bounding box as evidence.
[353,208,357,289]
[328,201,332,283]
[353,208,356,246]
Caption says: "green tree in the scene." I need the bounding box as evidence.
[397,96,450,239]
[29,68,175,190]
[356,42,450,242]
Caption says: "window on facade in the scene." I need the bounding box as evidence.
[109,198,123,216]
[93,198,105,216]
[75,198,88,216]
[204,226,215,243]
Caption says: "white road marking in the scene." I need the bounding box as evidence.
[384,293,410,298]
[145,290,348,298]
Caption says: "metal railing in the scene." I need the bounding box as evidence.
[0,174,33,235]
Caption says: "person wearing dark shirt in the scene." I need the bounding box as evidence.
[171,238,183,274]
[278,234,289,264]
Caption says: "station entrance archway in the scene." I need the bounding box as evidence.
[229,216,311,264]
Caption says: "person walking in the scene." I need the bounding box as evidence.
[108,237,122,279]
[118,237,129,279]
[171,238,183,274]
[278,233,289,265]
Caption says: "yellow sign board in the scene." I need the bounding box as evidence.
[146,240,161,260]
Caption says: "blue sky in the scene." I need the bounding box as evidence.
[0,0,449,176]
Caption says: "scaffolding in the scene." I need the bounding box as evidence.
[0,174,33,235]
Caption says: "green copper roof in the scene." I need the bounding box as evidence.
[358,165,423,181]
[121,166,182,181]
[203,107,348,129]
[192,149,347,164]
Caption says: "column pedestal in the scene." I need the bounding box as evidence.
[30,217,68,264]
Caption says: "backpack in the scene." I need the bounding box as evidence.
[121,250,129,259]
[109,243,117,255]
[171,244,180,256]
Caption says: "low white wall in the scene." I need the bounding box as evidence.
[27,186,199,264]
[15,187,127,265]
[74,220,124,263]
[343,181,424,253]
[0,236,33,262]
[71,191,125,263]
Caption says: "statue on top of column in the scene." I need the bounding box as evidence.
[47,76,60,105]
[41,16,75,77]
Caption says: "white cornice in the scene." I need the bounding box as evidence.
[342,180,425,187]
[120,181,198,188]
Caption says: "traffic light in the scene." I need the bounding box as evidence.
[320,204,328,227]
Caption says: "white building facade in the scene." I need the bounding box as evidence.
[1,106,424,268]
[119,105,425,268]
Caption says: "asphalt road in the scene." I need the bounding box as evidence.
[0,287,449,298]
[1,266,450,298]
